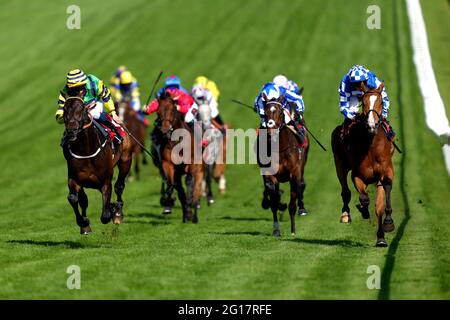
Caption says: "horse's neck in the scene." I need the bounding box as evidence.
[70,126,101,151]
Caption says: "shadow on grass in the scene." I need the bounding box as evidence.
[6,239,100,249]
[129,212,175,220]
[284,238,366,248]
[209,231,266,236]
[125,219,170,226]
[219,216,272,222]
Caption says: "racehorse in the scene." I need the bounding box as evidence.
[156,92,204,223]
[197,101,227,204]
[61,96,132,234]
[258,93,309,236]
[117,97,147,180]
[331,82,395,247]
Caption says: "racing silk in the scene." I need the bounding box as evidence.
[192,87,220,118]
[56,74,115,123]
[287,80,300,94]
[254,84,304,125]
[339,71,390,119]
[146,87,198,122]
[195,79,220,101]
[156,85,189,97]
[113,79,141,111]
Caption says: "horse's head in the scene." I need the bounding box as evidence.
[198,102,212,127]
[157,91,177,137]
[263,93,285,132]
[63,95,92,142]
[361,82,384,135]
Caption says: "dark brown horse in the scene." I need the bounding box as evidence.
[331,82,395,247]
[258,94,309,236]
[117,98,147,180]
[62,96,132,234]
[156,92,204,223]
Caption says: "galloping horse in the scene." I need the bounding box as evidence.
[117,97,147,180]
[156,92,204,223]
[331,82,395,247]
[258,94,309,236]
[197,101,227,204]
[62,96,132,234]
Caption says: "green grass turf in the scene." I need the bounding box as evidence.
[0,0,448,299]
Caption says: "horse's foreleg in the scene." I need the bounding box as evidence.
[205,164,214,205]
[191,165,204,224]
[113,158,131,224]
[162,161,175,215]
[174,173,188,222]
[353,176,370,219]
[382,175,395,233]
[134,149,141,180]
[78,188,91,234]
[100,181,112,224]
[289,179,298,236]
[68,179,90,234]
[375,184,388,247]
[297,145,309,215]
[334,156,352,223]
[266,178,281,236]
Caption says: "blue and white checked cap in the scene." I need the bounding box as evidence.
[261,82,282,100]
[349,65,369,82]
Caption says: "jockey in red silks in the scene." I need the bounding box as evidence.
[143,85,198,123]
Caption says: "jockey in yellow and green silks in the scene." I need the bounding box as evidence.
[56,69,123,141]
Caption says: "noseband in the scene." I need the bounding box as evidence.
[265,101,284,129]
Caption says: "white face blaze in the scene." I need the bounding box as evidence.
[368,95,378,130]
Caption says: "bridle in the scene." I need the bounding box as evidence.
[265,100,284,130]
[64,97,107,159]
[361,91,382,129]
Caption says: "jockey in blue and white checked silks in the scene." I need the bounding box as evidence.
[339,65,390,119]
[254,81,304,128]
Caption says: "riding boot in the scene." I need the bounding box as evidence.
[381,118,396,141]
[100,116,123,144]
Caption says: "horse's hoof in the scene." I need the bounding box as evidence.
[376,238,388,247]
[162,207,172,215]
[196,203,201,209]
[383,220,395,233]
[278,202,288,211]
[298,208,309,216]
[80,226,92,235]
[272,229,281,237]
[100,216,111,224]
[340,212,351,223]
[113,214,123,225]
[291,232,296,236]
[207,197,215,205]
[356,204,370,219]
[192,216,198,224]
[261,197,270,210]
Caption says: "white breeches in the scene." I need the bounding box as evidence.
[88,101,104,120]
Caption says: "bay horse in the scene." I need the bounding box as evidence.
[197,101,227,204]
[258,94,309,236]
[62,96,132,234]
[117,97,147,180]
[156,92,204,223]
[331,82,395,247]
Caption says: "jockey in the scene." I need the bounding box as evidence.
[339,65,395,140]
[272,75,305,123]
[191,82,225,129]
[156,74,189,97]
[254,80,305,136]
[110,69,148,126]
[193,76,220,102]
[109,65,127,99]
[56,69,123,142]
[143,86,198,124]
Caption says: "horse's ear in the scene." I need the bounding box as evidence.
[279,93,286,102]
[377,82,385,93]
[360,81,369,93]
[262,92,268,102]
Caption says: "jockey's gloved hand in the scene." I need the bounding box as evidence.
[294,112,303,123]
[111,111,122,124]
